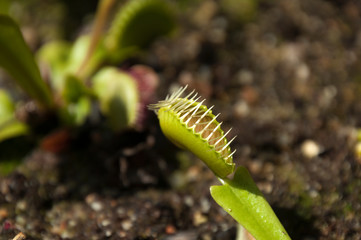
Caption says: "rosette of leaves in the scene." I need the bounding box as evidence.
[0,0,175,142]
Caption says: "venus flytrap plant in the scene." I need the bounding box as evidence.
[0,0,175,143]
[149,86,291,240]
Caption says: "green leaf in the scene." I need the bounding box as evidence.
[58,74,92,126]
[0,88,15,118]
[92,67,139,131]
[220,0,258,23]
[105,0,176,62]
[59,96,91,126]
[0,0,10,15]
[66,35,106,80]
[0,90,28,142]
[0,159,22,176]
[0,119,29,142]
[62,74,91,104]
[210,167,291,240]
[36,40,71,92]
[0,15,53,107]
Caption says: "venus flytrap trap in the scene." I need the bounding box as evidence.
[149,86,236,178]
[149,86,291,240]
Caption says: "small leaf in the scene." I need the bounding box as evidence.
[62,74,91,104]
[0,88,15,118]
[105,0,175,61]
[58,75,92,126]
[36,40,71,92]
[92,67,138,131]
[59,96,91,126]
[0,119,29,143]
[66,35,106,80]
[0,90,28,142]
[210,167,291,240]
[0,15,53,107]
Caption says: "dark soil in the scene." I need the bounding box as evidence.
[1,0,361,239]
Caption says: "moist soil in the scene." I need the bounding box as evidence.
[1,0,361,239]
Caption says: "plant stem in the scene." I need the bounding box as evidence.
[76,0,115,80]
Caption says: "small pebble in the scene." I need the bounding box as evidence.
[121,219,133,231]
[16,200,27,212]
[248,160,262,175]
[68,219,76,227]
[192,0,217,27]
[165,224,176,234]
[116,207,125,215]
[301,140,321,159]
[105,229,112,237]
[12,232,26,240]
[101,219,111,227]
[200,198,211,213]
[257,182,273,194]
[193,211,207,226]
[117,230,126,238]
[236,69,254,85]
[184,196,194,207]
[0,208,8,220]
[309,189,319,198]
[201,233,212,240]
[233,100,250,118]
[295,63,310,81]
[90,201,103,212]
[15,215,26,226]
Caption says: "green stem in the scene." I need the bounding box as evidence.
[76,0,115,80]
[210,166,291,240]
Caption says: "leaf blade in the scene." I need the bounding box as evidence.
[210,167,291,240]
[105,0,176,62]
[0,15,53,107]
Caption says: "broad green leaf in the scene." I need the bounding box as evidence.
[0,90,28,142]
[210,167,291,240]
[105,0,176,62]
[0,15,53,107]
[92,67,138,131]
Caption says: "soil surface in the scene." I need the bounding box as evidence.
[1,0,361,239]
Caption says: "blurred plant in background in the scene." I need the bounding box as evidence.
[0,0,175,174]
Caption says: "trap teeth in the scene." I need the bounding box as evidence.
[149,86,236,178]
